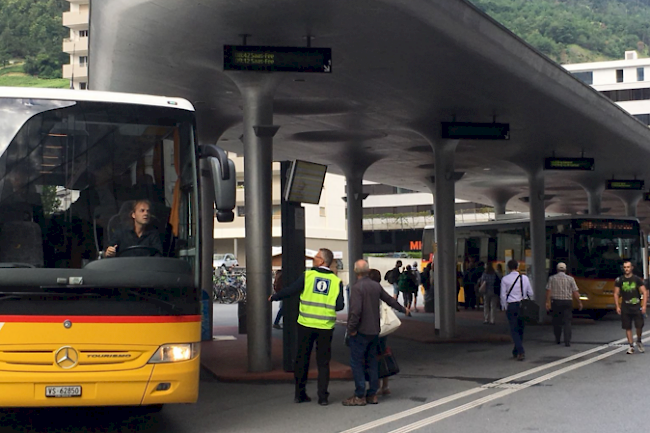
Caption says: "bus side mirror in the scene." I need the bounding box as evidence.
[199,144,236,223]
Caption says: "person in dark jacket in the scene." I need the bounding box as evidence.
[342,259,408,406]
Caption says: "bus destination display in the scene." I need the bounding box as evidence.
[441,122,510,140]
[224,45,332,73]
[544,157,594,171]
[606,179,644,190]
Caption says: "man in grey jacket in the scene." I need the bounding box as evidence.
[342,259,409,406]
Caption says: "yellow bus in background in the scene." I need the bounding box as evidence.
[422,216,647,319]
[0,88,234,409]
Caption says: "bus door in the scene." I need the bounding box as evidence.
[551,233,570,277]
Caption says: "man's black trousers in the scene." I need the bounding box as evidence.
[551,299,573,344]
[294,323,333,400]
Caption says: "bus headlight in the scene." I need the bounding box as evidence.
[148,343,200,363]
[579,293,589,301]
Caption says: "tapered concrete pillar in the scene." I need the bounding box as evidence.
[615,191,643,217]
[428,140,459,338]
[232,74,282,373]
[485,189,517,216]
[580,184,604,215]
[528,169,547,314]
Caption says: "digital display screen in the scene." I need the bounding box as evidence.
[544,158,594,171]
[606,180,644,190]
[441,122,510,140]
[224,45,332,73]
[284,160,328,204]
[575,220,637,232]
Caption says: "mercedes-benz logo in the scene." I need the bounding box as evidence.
[54,346,79,369]
[63,320,72,329]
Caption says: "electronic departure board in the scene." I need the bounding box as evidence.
[223,45,332,73]
[606,179,644,190]
[441,122,510,140]
[284,160,328,204]
[544,157,594,171]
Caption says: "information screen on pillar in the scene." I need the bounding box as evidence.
[544,157,595,171]
[606,179,644,190]
[223,45,332,73]
[284,160,328,204]
[441,122,510,140]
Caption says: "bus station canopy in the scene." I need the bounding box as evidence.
[90,0,650,224]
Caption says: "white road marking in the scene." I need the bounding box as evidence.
[388,343,635,433]
[341,330,650,433]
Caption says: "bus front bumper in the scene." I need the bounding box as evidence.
[0,357,199,408]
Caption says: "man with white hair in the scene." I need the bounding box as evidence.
[545,262,582,347]
[343,259,408,406]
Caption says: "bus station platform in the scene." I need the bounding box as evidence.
[200,305,597,382]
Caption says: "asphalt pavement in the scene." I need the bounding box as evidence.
[1,304,648,432]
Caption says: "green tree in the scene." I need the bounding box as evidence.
[41,185,61,216]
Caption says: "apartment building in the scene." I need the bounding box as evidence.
[564,51,650,125]
[62,0,89,90]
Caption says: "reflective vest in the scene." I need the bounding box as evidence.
[298,270,341,330]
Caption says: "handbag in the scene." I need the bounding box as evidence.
[379,301,401,337]
[507,274,540,324]
[378,347,400,378]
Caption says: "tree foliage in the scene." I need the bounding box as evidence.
[0,0,68,76]
[470,0,650,63]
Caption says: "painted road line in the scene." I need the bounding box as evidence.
[387,342,637,433]
[340,330,650,433]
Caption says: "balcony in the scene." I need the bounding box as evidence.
[62,64,88,80]
[62,37,88,54]
[62,11,89,29]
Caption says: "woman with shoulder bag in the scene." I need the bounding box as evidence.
[369,269,397,396]
[478,262,500,325]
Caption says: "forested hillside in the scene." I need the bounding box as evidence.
[0,0,68,78]
[470,0,650,63]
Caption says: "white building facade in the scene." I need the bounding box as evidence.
[62,0,89,90]
[564,51,650,126]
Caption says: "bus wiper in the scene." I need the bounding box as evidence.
[126,290,181,313]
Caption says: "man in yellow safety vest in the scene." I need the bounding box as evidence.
[269,248,344,406]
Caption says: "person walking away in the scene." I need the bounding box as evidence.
[421,262,434,313]
[343,260,408,406]
[268,248,344,405]
[384,260,402,299]
[614,260,647,354]
[463,257,480,309]
[500,259,534,361]
[545,262,582,346]
[478,262,500,325]
[398,265,416,315]
[272,270,284,329]
[411,261,421,311]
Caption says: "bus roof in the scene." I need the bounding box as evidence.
[423,214,641,230]
[0,87,195,112]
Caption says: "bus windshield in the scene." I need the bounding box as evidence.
[0,96,199,296]
[572,220,642,278]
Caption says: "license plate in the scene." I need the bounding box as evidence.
[45,386,82,398]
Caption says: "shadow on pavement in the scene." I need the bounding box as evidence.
[0,407,169,433]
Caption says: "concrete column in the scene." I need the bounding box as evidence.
[485,190,517,217]
[612,190,643,217]
[345,170,365,287]
[582,185,604,215]
[234,75,282,373]
[528,169,547,315]
[432,140,459,338]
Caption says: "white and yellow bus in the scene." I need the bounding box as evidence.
[0,88,234,409]
[422,216,647,319]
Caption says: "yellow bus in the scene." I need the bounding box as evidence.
[0,88,234,409]
[422,216,647,319]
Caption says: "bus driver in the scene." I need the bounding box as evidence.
[105,200,163,258]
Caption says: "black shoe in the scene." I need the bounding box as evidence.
[556,341,561,345]
[517,353,525,361]
[565,342,571,347]
[318,398,328,406]
[294,395,312,403]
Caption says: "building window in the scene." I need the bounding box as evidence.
[319,206,326,217]
[236,180,245,188]
[237,206,245,217]
[638,67,645,82]
[272,205,281,219]
[572,71,593,85]
[616,69,624,83]
[79,56,88,67]
[79,30,89,38]
[79,82,87,90]
[634,114,650,125]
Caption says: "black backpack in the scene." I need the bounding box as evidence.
[385,268,398,284]
[493,275,501,296]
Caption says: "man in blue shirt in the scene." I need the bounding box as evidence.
[500,259,534,361]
